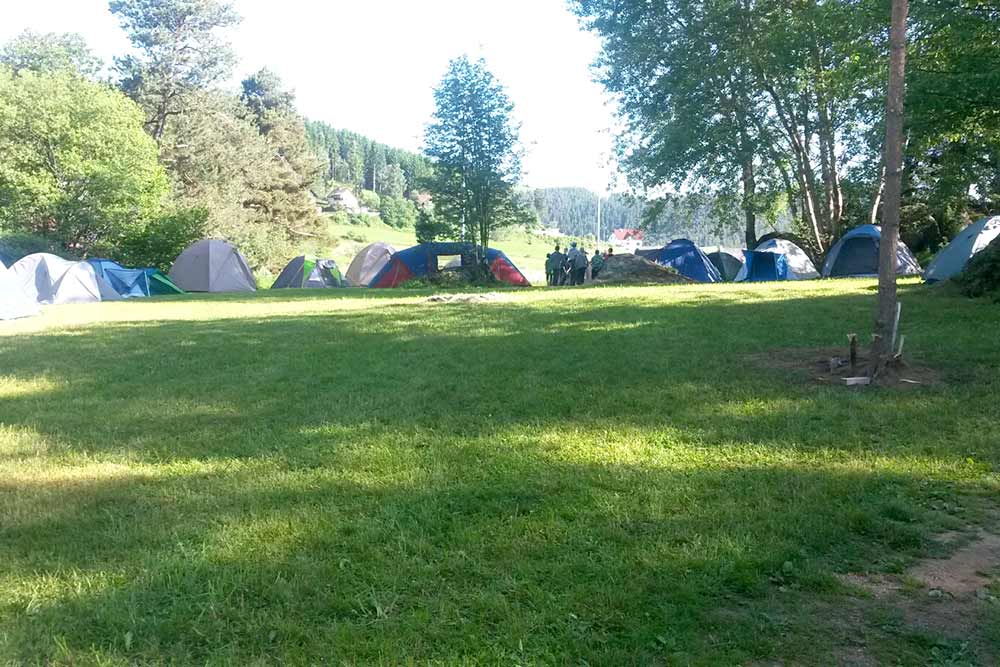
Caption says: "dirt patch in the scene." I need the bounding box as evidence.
[749,346,942,389]
[838,530,1000,660]
[592,253,694,285]
[424,292,507,304]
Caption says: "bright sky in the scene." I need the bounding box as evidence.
[1,0,620,191]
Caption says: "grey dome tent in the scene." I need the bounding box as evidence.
[705,247,745,281]
[272,256,344,289]
[924,216,1000,283]
[0,262,38,320]
[169,239,256,293]
[735,238,819,281]
[822,225,921,278]
[344,242,395,287]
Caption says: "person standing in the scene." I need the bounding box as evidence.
[572,245,589,285]
[591,248,605,280]
[547,244,564,286]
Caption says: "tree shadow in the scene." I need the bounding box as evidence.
[2,286,999,663]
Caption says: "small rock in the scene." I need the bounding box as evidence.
[928,589,944,599]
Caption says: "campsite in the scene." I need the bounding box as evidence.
[3,0,1000,664]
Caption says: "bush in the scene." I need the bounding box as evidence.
[415,206,451,243]
[358,190,380,211]
[953,235,1000,299]
[0,232,71,265]
[116,207,208,271]
[379,196,418,229]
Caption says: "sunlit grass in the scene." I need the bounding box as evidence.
[0,278,998,664]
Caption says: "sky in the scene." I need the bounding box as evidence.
[1,0,621,191]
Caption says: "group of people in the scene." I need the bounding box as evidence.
[544,242,614,286]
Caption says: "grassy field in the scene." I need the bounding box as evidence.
[1,280,998,665]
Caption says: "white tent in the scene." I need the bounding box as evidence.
[344,242,395,287]
[735,238,819,281]
[924,216,1000,283]
[11,254,121,305]
[168,239,257,293]
[0,262,39,320]
[11,253,74,303]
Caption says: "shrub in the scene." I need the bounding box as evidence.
[379,196,418,229]
[358,190,380,211]
[0,232,71,264]
[953,235,1000,299]
[116,207,208,271]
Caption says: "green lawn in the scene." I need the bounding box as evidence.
[1,280,998,665]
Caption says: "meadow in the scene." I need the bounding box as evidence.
[1,280,998,665]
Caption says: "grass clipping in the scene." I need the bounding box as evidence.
[594,253,693,285]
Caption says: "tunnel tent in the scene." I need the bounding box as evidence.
[169,239,256,293]
[368,242,530,288]
[924,216,1000,283]
[344,242,395,287]
[0,262,38,320]
[87,259,184,298]
[735,238,819,282]
[272,255,344,289]
[705,247,745,281]
[822,225,921,278]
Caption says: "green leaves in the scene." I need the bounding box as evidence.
[0,68,168,256]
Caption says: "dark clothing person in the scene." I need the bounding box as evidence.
[591,252,605,279]
[547,250,565,286]
[571,248,589,285]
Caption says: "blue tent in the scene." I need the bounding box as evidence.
[87,259,184,298]
[639,239,722,282]
[924,216,1000,283]
[742,250,790,281]
[822,225,922,278]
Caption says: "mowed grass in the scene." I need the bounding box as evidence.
[1,280,998,665]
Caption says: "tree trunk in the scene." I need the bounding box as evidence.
[871,0,909,373]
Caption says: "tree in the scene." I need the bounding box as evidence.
[377,163,407,199]
[379,196,417,229]
[0,68,168,255]
[110,0,240,144]
[424,56,525,255]
[241,67,294,131]
[0,31,102,77]
[871,0,909,372]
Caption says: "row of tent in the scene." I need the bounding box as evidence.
[636,217,1000,284]
[1,238,532,320]
[1,253,184,320]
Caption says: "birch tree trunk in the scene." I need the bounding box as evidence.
[871,0,909,372]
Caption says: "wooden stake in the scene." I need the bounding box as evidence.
[848,333,858,371]
[891,302,902,351]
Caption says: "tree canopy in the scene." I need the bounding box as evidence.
[424,56,527,253]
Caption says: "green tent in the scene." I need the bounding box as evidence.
[271,256,344,289]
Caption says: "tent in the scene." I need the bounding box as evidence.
[735,239,819,282]
[368,242,530,288]
[11,254,122,305]
[0,262,39,320]
[637,239,722,282]
[344,242,395,287]
[822,225,922,278]
[10,253,75,303]
[87,259,184,298]
[705,247,745,281]
[272,256,344,289]
[169,239,256,293]
[924,216,1000,283]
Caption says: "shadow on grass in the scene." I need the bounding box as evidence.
[1,286,998,664]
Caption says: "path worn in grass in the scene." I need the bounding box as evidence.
[1,280,998,665]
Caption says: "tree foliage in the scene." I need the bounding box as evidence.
[424,56,526,252]
[0,68,168,256]
[0,31,102,78]
[111,0,240,143]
